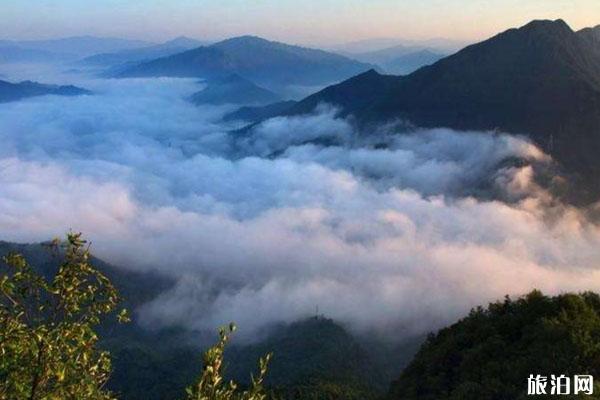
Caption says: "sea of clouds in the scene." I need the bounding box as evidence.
[1,73,600,341]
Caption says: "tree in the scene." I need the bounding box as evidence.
[0,233,272,400]
[388,290,600,400]
[0,233,128,400]
[186,324,272,400]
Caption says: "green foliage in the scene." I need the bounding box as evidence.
[186,324,272,400]
[389,290,600,400]
[0,234,274,400]
[0,233,128,400]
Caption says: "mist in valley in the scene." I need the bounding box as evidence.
[1,62,600,345]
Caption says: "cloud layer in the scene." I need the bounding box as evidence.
[1,76,599,341]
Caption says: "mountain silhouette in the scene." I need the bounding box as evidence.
[0,80,91,103]
[383,49,446,75]
[286,19,600,201]
[190,74,281,106]
[81,36,206,66]
[578,24,600,43]
[1,36,153,59]
[115,35,375,87]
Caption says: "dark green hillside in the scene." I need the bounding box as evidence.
[389,291,600,400]
[227,317,383,400]
[0,241,173,311]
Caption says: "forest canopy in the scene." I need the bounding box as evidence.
[389,290,600,399]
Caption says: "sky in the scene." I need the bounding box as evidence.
[1,0,599,46]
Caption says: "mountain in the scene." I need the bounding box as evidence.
[0,44,67,63]
[383,49,446,75]
[190,74,281,106]
[0,80,91,103]
[163,36,206,49]
[4,36,153,58]
[578,25,600,50]
[227,317,383,399]
[333,38,465,59]
[332,37,465,55]
[347,43,431,65]
[222,100,297,123]
[388,291,600,399]
[80,36,206,66]
[332,38,409,54]
[114,35,376,87]
[342,43,447,75]
[0,240,172,308]
[285,19,600,202]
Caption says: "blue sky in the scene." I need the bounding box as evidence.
[2,0,599,45]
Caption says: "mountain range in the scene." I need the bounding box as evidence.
[282,19,600,202]
[382,49,446,75]
[80,36,206,66]
[0,44,67,63]
[114,36,376,88]
[331,37,466,55]
[340,44,447,75]
[0,36,153,62]
[0,80,91,103]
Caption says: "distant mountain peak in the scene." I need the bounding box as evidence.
[520,18,572,32]
[115,35,375,86]
[232,35,267,41]
[361,68,381,77]
[190,74,280,106]
[214,35,272,46]
[163,36,203,48]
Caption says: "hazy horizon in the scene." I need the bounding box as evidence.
[1,0,599,47]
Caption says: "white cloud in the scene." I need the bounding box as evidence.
[1,77,599,341]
